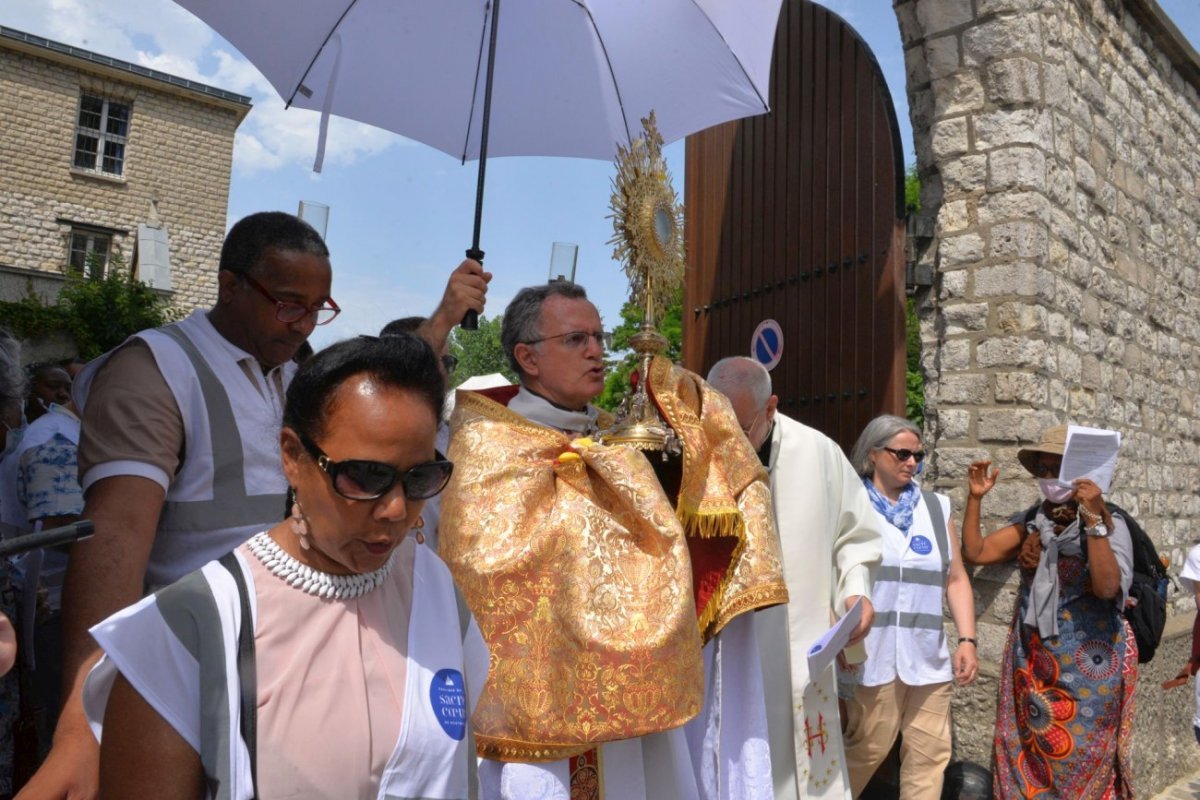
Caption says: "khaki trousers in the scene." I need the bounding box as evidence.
[842,679,952,800]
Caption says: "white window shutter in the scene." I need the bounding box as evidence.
[135,223,172,291]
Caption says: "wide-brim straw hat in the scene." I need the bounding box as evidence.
[1017,424,1068,476]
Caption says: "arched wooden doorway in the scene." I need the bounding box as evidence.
[684,0,907,451]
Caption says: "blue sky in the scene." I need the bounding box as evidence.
[6,1,1199,349]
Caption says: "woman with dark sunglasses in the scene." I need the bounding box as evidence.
[961,425,1134,799]
[841,414,977,800]
[82,334,488,799]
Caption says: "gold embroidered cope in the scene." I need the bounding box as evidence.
[441,361,787,762]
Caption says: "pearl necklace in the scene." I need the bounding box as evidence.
[245,531,394,600]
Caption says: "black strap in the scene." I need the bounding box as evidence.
[218,552,258,798]
[455,588,479,798]
[921,490,951,571]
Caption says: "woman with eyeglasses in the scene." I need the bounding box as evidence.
[82,333,488,799]
[961,425,1135,799]
[841,414,977,800]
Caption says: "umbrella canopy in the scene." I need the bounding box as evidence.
[174,0,783,161]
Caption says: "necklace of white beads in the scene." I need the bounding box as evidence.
[246,531,394,600]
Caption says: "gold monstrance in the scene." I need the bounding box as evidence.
[597,112,686,455]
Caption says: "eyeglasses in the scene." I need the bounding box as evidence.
[881,447,926,464]
[1030,460,1061,478]
[242,273,341,325]
[441,354,458,374]
[296,431,453,501]
[741,408,765,438]
[523,330,606,349]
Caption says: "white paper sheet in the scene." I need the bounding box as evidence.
[1058,425,1121,492]
[806,596,864,678]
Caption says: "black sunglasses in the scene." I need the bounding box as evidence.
[1030,460,1061,478]
[882,446,926,464]
[295,431,453,501]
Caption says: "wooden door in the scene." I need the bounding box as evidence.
[684,0,907,452]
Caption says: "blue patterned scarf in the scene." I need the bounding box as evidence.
[862,477,921,535]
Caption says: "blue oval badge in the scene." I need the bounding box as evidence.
[430,668,467,740]
[909,535,933,556]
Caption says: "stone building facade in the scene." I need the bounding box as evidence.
[0,27,249,312]
[895,0,1200,791]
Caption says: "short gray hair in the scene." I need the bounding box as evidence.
[501,282,590,376]
[849,414,922,477]
[0,329,26,404]
[706,357,771,409]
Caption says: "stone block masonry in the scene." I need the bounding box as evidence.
[0,29,248,312]
[894,0,1200,792]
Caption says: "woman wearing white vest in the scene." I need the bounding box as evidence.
[82,334,489,799]
[841,415,977,800]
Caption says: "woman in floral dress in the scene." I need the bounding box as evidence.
[961,425,1135,799]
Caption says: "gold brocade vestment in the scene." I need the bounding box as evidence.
[440,362,787,762]
[644,356,789,640]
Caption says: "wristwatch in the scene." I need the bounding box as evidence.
[1086,521,1110,538]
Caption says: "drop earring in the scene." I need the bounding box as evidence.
[411,515,426,545]
[289,495,311,550]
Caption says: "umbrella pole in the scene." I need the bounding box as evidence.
[462,0,502,331]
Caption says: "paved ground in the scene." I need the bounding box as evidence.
[1153,769,1200,799]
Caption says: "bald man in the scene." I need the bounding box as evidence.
[707,357,883,800]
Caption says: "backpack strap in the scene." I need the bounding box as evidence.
[218,551,258,799]
[921,490,951,571]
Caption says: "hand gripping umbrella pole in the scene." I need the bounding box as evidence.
[461,0,502,331]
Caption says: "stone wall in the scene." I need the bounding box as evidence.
[894,0,1200,791]
[0,32,247,313]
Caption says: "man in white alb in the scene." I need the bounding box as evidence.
[708,356,883,799]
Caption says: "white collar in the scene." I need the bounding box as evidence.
[42,403,80,424]
[509,386,599,434]
[190,310,286,377]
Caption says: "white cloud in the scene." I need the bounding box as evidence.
[27,0,211,63]
[231,130,285,173]
[232,99,402,177]
[8,0,404,176]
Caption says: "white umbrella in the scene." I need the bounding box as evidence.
[175,0,783,321]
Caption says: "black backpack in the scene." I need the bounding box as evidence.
[1023,502,1168,663]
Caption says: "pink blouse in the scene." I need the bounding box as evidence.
[245,537,416,799]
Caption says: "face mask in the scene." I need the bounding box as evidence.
[1,415,26,460]
[1038,478,1074,504]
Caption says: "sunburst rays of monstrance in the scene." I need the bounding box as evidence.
[597,112,686,455]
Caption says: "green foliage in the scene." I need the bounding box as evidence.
[903,166,925,426]
[905,296,924,427]
[59,252,179,358]
[447,314,516,387]
[595,287,683,412]
[0,252,177,358]
[0,281,68,341]
[904,165,921,212]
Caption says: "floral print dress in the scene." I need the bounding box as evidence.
[993,539,1136,799]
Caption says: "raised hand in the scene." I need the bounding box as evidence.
[967,460,999,499]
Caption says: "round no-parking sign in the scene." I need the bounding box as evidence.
[751,319,783,371]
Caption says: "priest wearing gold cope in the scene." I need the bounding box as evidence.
[439,282,788,800]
